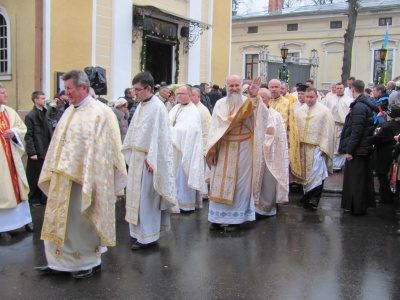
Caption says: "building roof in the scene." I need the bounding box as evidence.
[233,0,400,20]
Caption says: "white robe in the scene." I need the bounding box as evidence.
[169,102,207,211]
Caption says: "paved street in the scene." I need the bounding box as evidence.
[1,184,400,299]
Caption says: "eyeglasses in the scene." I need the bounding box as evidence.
[176,92,189,96]
[133,87,146,93]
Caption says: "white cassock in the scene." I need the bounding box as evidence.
[253,106,289,216]
[325,94,352,170]
[123,95,178,244]
[169,102,207,211]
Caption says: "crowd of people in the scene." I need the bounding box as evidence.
[1,68,400,280]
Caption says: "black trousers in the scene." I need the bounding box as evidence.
[377,173,394,203]
[26,157,46,204]
[303,181,324,206]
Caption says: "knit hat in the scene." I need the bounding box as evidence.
[114,98,127,108]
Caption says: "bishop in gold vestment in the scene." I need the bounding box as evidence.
[36,70,126,278]
[295,88,334,209]
[206,75,263,231]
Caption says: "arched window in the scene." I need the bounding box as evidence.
[0,8,10,80]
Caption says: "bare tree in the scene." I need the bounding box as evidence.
[341,0,359,84]
[232,0,255,15]
[283,0,297,9]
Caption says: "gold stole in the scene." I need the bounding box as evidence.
[0,111,20,204]
[208,99,253,205]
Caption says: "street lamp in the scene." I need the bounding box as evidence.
[378,44,388,84]
[279,43,289,83]
[280,43,289,64]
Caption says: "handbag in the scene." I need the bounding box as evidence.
[389,160,398,194]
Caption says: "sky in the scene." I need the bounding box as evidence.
[236,1,268,14]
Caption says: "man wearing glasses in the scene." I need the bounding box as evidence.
[123,71,179,250]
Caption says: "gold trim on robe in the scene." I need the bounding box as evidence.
[205,97,254,205]
[295,102,335,183]
[0,105,29,209]
[39,99,127,247]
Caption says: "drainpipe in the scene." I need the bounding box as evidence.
[35,0,43,90]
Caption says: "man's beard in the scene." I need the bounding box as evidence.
[226,91,243,106]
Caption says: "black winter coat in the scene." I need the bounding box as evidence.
[24,106,53,159]
[368,120,400,174]
[339,94,375,156]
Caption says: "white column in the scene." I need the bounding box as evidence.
[187,0,202,85]
[42,0,51,96]
[111,0,132,99]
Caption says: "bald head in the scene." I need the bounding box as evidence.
[259,88,271,106]
[268,79,281,98]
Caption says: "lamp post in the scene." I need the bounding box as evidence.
[378,44,388,85]
[279,43,289,83]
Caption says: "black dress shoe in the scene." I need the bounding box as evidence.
[224,224,240,232]
[72,265,101,279]
[209,223,222,231]
[1,232,12,239]
[131,241,157,250]
[25,222,35,232]
[34,266,60,274]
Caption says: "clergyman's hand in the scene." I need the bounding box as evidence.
[208,153,218,166]
[2,129,15,139]
[346,154,353,161]
[145,159,154,173]
[248,77,262,98]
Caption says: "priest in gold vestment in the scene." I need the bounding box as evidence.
[268,79,302,181]
[295,87,335,209]
[206,75,263,231]
[0,84,32,236]
[123,72,179,250]
[35,70,127,279]
[325,83,352,170]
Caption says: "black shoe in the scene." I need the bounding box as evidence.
[30,202,41,207]
[131,241,157,250]
[397,229,400,235]
[224,224,240,232]
[72,265,101,279]
[395,209,400,216]
[34,265,60,274]
[0,232,12,239]
[343,209,351,213]
[179,209,194,214]
[25,222,35,232]
[209,223,222,231]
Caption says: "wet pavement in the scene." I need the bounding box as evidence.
[1,186,400,299]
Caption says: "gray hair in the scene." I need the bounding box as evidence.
[0,83,4,89]
[225,75,243,86]
[390,91,400,106]
[281,82,289,89]
[192,87,201,96]
[259,88,271,99]
[61,69,90,90]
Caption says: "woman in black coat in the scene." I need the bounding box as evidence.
[368,105,400,203]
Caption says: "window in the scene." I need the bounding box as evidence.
[379,17,392,26]
[0,9,10,79]
[247,26,258,34]
[0,14,7,73]
[373,49,393,83]
[245,54,259,80]
[330,21,342,29]
[287,24,298,31]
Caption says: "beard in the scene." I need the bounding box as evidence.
[226,91,243,106]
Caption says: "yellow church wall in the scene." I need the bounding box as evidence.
[211,0,231,87]
[95,0,112,98]
[232,8,400,90]
[0,0,36,110]
[50,0,92,97]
